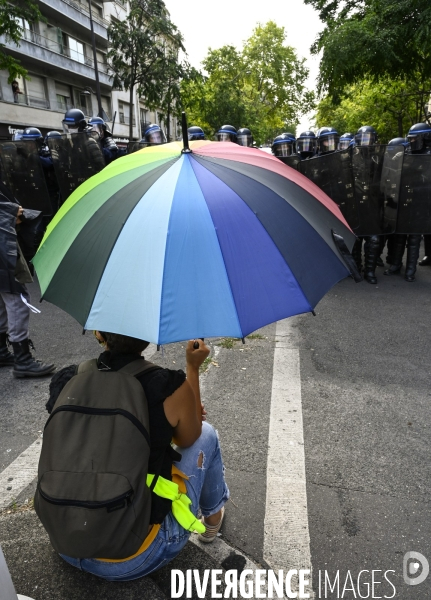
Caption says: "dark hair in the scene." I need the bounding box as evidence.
[99,332,150,355]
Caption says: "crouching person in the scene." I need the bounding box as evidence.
[35,332,229,580]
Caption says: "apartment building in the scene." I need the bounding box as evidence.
[0,0,178,141]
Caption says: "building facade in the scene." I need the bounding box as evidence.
[0,0,178,141]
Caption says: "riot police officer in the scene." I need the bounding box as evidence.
[296,131,316,159]
[408,123,431,267]
[216,125,238,142]
[188,126,205,141]
[62,108,89,133]
[140,123,167,145]
[237,128,253,147]
[338,133,354,150]
[88,116,121,164]
[316,127,339,155]
[351,125,381,283]
[22,127,61,219]
[271,133,296,157]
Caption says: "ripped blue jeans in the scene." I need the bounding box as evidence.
[60,421,229,581]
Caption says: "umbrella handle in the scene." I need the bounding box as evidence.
[193,339,204,349]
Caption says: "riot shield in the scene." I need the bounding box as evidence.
[351,145,387,236]
[381,146,404,234]
[48,132,106,203]
[276,155,301,171]
[0,140,52,215]
[395,154,431,234]
[299,150,359,231]
[126,142,162,154]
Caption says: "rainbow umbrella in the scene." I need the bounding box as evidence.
[33,139,358,345]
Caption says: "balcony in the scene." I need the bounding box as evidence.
[38,0,108,44]
[1,30,112,87]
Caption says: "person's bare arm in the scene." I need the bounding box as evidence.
[164,340,210,447]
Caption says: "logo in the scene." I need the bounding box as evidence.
[403,552,429,586]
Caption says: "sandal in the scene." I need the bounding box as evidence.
[198,506,225,543]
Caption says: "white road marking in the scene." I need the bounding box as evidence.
[264,318,314,597]
[0,438,42,509]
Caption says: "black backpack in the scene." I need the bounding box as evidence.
[35,358,159,559]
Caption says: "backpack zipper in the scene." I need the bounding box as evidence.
[38,487,134,513]
[44,405,150,447]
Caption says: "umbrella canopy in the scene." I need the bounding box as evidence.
[33,141,356,345]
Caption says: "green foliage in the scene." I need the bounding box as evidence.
[304,0,431,100]
[180,22,313,145]
[108,0,184,139]
[315,78,429,142]
[0,0,44,81]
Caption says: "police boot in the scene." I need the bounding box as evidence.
[419,235,431,266]
[376,236,385,267]
[384,235,406,276]
[352,239,363,272]
[405,235,421,282]
[12,339,55,378]
[363,236,380,284]
[0,332,14,367]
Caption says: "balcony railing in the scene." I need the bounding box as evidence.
[119,113,136,126]
[57,0,109,28]
[19,28,109,74]
[14,93,50,109]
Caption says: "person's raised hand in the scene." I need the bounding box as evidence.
[186,339,210,370]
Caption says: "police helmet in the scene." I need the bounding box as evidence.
[188,126,205,141]
[271,133,296,157]
[338,133,354,150]
[355,125,378,146]
[317,127,339,154]
[141,123,166,145]
[62,108,87,133]
[388,137,409,147]
[88,116,112,139]
[22,127,43,140]
[216,125,237,142]
[237,128,253,147]
[297,131,316,157]
[45,130,62,142]
[407,123,431,153]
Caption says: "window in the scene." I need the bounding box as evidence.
[73,89,92,116]
[118,102,135,125]
[68,36,85,64]
[55,82,72,112]
[101,95,111,121]
[26,74,49,108]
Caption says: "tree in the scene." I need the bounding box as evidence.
[304,0,431,103]
[0,0,43,82]
[157,41,186,141]
[108,0,183,140]
[180,22,313,145]
[315,78,427,142]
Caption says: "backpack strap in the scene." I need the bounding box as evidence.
[77,359,99,374]
[119,358,161,378]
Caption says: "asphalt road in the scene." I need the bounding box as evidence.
[1,251,431,599]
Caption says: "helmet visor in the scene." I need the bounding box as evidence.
[297,138,315,153]
[273,142,293,157]
[147,130,165,144]
[237,134,253,147]
[338,139,352,150]
[217,133,234,142]
[319,135,338,152]
[407,134,422,152]
[355,132,375,146]
[62,122,79,134]
[91,123,104,137]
